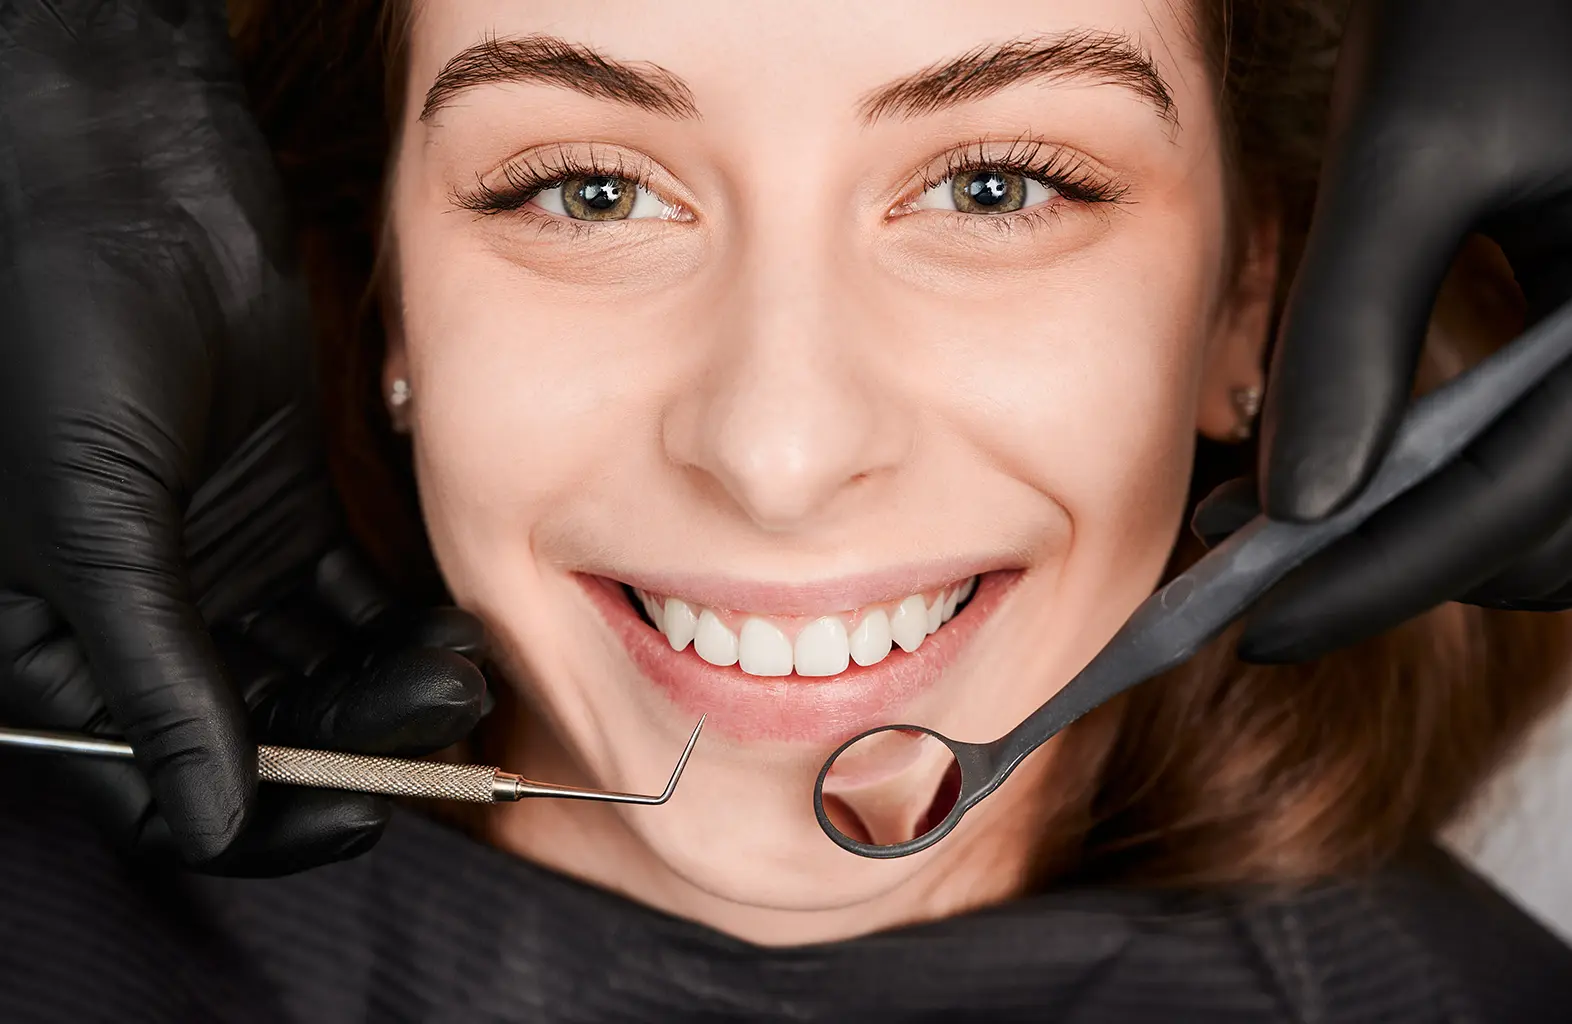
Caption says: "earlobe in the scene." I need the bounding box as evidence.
[380,277,413,434]
[1197,213,1281,442]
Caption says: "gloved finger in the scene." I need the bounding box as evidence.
[0,593,109,729]
[46,484,254,866]
[313,546,395,628]
[310,546,486,658]
[238,594,350,679]
[0,607,166,854]
[184,786,390,880]
[1238,353,1572,663]
[402,607,488,661]
[1190,476,1261,549]
[1461,513,1572,609]
[253,646,487,758]
[1260,70,1481,522]
[138,633,397,875]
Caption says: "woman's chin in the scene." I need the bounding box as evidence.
[633,810,936,925]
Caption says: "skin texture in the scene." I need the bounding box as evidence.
[384,0,1275,944]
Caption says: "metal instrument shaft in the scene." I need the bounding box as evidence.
[0,716,704,806]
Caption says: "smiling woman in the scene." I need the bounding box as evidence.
[19,0,1556,1017]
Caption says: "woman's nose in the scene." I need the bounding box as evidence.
[662,243,913,532]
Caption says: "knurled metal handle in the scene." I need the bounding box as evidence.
[257,745,499,803]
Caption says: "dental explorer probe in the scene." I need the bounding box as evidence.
[0,715,705,806]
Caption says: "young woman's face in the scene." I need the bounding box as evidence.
[387,0,1272,941]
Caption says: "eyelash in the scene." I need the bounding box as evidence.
[452,145,666,224]
[451,137,1129,233]
[906,136,1130,229]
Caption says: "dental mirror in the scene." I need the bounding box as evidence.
[816,297,1572,859]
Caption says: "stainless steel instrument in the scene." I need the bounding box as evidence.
[0,715,704,805]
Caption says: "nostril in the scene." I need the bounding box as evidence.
[913,760,963,839]
[819,736,963,849]
[821,793,872,845]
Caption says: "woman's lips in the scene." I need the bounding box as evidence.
[579,569,1021,742]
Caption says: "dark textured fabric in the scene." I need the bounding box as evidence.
[0,773,1569,1023]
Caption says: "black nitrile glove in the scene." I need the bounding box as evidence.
[0,1,476,871]
[1212,0,1572,663]
[0,546,489,877]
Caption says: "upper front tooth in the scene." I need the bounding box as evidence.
[794,616,850,677]
[662,597,698,651]
[941,587,959,622]
[890,595,928,653]
[694,608,739,666]
[957,575,976,603]
[739,617,794,676]
[848,608,893,667]
[925,594,944,634]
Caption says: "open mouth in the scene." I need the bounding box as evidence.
[579,568,1020,742]
[621,576,980,678]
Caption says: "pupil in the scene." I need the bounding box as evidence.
[965,173,1010,206]
[579,177,623,210]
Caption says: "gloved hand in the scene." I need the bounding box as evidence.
[1206,0,1572,663]
[0,546,488,877]
[0,1,476,871]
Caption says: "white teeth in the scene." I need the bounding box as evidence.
[638,574,979,672]
[794,616,851,677]
[693,608,739,666]
[890,595,929,653]
[662,597,698,652]
[637,589,665,631]
[739,617,794,676]
[848,608,893,667]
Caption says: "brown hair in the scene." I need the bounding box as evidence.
[228,0,1572,888]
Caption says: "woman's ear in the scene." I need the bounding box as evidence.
[1197,212,1280,442]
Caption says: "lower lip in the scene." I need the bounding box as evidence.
[578,570,1021,742]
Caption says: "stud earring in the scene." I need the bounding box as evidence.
[388,378,412,433]
[1229,384,1262,442]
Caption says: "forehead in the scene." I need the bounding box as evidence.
[404,0,1212,132]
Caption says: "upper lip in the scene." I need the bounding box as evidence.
[591,558,1020,616]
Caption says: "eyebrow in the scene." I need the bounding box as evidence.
[858,31,1176,127]
[420,34,700,123]
[420,30,1175,129]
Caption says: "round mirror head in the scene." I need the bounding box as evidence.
[814,725,964,858]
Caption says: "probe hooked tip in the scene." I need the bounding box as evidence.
[500,714,707,804]
[654,713,706,803]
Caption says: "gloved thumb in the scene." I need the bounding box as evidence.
[48,482,255,866]
[1191,476,1262,549]
[1261,45,1481,523]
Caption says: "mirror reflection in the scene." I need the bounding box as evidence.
[819,728,962,848]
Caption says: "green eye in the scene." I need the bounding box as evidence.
[562,176,635,220]
[531,175,679,221]
[952,171,1027,214]
[914,168,1058,216]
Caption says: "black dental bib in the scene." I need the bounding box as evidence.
[0,781,1568,1023]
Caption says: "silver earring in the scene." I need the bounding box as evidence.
[388,378,412,432]
[1230,384,1262,441]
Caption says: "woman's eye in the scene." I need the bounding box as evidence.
[530,174,676,222]
[912,169,1058,216]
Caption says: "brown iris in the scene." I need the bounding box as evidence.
[950,170,1026,214]
[561,175,636,221]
